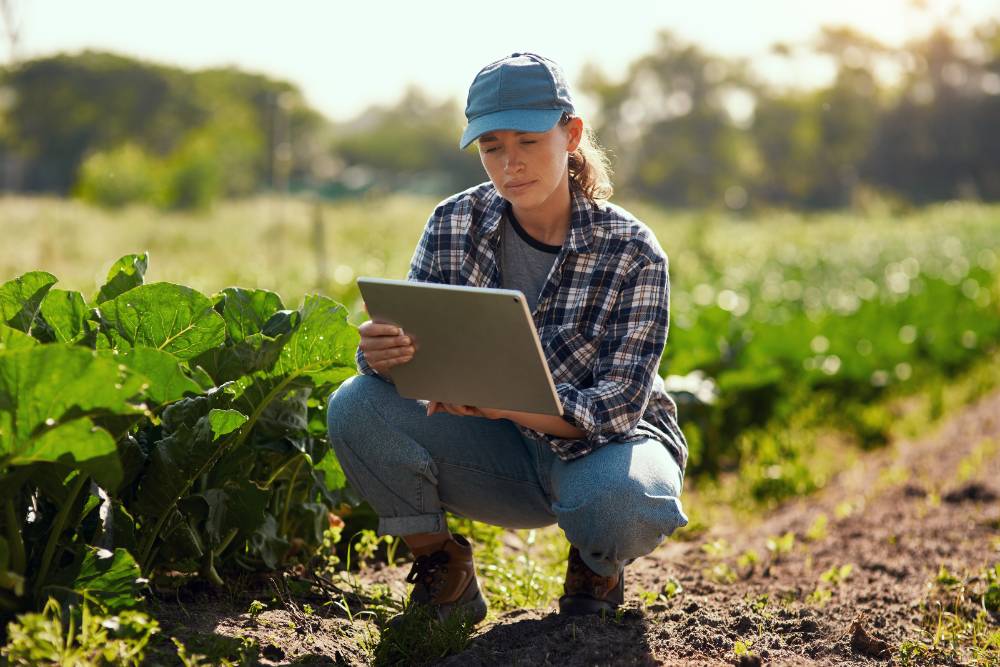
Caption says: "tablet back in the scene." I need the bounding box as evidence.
[357,277,562,416]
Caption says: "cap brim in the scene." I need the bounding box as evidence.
[459,108,564,149]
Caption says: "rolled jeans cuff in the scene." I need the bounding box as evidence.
[377,511,447,537]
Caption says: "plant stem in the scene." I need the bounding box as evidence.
[279,456,305,537]
[138,376,300,574]
[33,474,87,599]
[4,499,26,574]
[213,527,239,558]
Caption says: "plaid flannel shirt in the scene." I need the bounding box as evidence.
[357,182,688,472]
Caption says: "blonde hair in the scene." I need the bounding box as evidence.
[561,113,614,202]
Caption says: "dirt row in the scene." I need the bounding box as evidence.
[441,390,1000,666]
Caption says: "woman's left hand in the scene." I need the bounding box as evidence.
[426,401,507,420]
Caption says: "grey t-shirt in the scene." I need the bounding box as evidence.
[499,207,561,312]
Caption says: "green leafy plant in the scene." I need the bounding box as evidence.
[1,598,158,666]
[0,254,359,629]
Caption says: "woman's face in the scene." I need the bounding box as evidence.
[476,117,583,214]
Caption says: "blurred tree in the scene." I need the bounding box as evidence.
[3,51,205,192]
[581,31,758,208]
[333,87,482,194]
[0,51,327,204]
[753,27,887,207]
[864,22,1000,201]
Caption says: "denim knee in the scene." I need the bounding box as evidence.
[554,463,688,576]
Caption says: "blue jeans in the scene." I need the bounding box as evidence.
[326,374,689,578]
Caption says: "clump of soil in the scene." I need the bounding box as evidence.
[154,391,1000,665]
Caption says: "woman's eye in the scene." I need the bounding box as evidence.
[483,146,499,154]
[521,140,536,145]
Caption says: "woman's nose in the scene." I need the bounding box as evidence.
[504,147,524,172]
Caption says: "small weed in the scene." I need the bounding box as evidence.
[352,529,395,569]
[662,577,684,599]
[247,599,267,621]
[733,638,755,657]
[806,587,832,606]
[2,598,158,667]
[819,563,854,585]
[897,561,1000,665]
[765,531,795,561]
[701,538,730,559]
[703,562,737,584]
[936,565,962,587]
[737,549,759,569]
[638,590,659,609]
[805,513,828,541]
[954,438,998,483]
[834,500,855,519]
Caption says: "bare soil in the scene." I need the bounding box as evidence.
[155,390,1000,666]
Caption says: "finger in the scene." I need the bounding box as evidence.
[360,334,409,352]
[365,345,415,365]
[359,321,406,338]
[371,352,414,374]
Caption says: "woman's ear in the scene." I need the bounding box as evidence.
[565,116,584,152]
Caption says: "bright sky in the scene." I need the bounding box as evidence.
[12,0,999,121]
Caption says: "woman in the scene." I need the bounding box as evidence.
[327,52,689,624]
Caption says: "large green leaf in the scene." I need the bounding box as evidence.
[0,325,36,353]
[224,295,358,419]
[217,287,285,342]
[47,547,143,613]
[0,346,147,489]
[100,283,226,360]
[95,253,149,304]
[25,421,121,490]
[40,289,90,343]
[315,451,347,492]
[190,332,284,385]
[102,347,202,405]
[0,271,57,334]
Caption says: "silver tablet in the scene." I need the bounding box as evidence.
[356,277,563,416]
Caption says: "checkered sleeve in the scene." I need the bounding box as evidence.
[356,211,443,380]
[547,256,670,458]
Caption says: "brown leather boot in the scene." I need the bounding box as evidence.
[558,545,624,616]
[398,533,488,625]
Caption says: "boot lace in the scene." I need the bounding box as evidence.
[405,550,451,601]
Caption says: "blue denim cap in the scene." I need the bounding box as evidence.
[459,52,575,150]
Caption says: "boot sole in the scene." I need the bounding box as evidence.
[438,588,488,626]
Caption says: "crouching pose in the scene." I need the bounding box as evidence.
[327,52,690,624]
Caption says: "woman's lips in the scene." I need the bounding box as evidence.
[506,180,535,193]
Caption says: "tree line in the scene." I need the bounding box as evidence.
[0,19,997,210]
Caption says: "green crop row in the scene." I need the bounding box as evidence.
[658,204,1000,494]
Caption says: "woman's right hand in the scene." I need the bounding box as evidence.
[358,320,415,377]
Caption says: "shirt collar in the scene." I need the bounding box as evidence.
[478,184,595,254]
